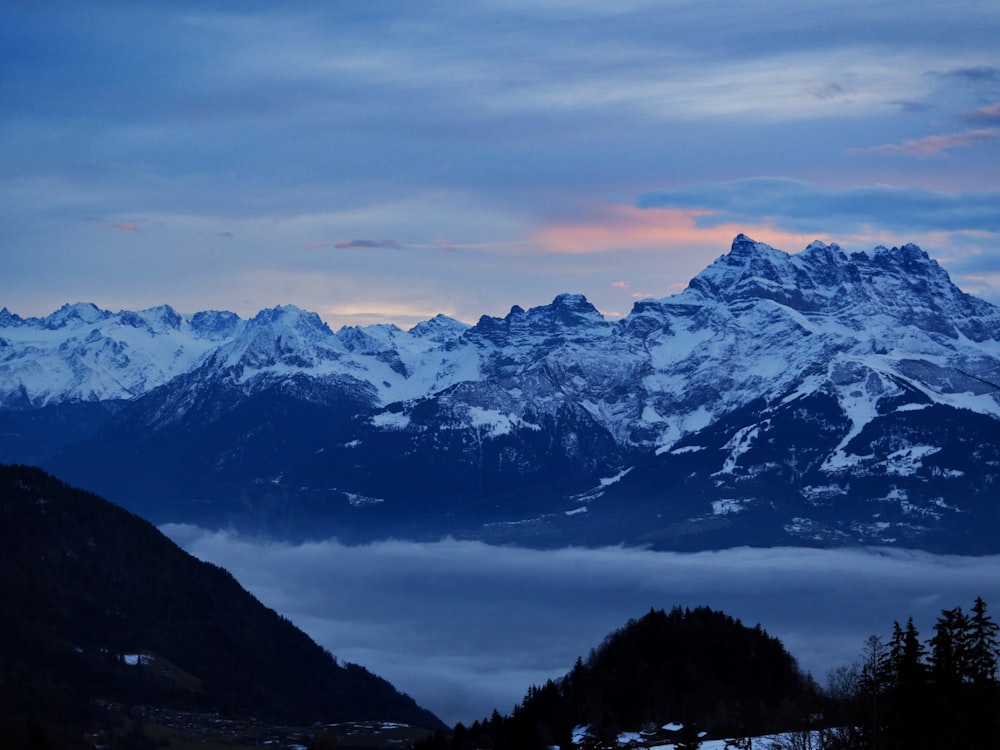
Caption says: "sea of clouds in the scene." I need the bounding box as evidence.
[161,526,1000,727]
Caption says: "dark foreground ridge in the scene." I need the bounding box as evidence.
[0,464,444,747]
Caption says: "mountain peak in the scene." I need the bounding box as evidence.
[551,292,592,308]
[729,232,771,256]
[190,310,244,339]
[249,305,333,336]
[0,307,23,327]
[116,305,183,334]
[408,314,469,343]
[676,235,995,331]
[868,242,942,275]
[683,235,793,304]
[42,302,111,329]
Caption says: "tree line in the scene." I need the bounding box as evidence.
[820,596,1000,750]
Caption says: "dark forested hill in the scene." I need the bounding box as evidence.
[0,464,443,745]
[421,606,818,750]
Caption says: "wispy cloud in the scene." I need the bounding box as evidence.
[333,239,403,250]
[858,128,1000,157]
[963,103,1000,124]
[891,100,933,114]
[808,81,845,100]
[637,178,1000,235]
[162,526,1000,727]
[108,221,141,232]
[533,204,816,256]
[932,65,1000,86]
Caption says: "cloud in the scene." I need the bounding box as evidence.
[610,281,628,289]
[108,221,141,232]
[160,527,1000,727]
[533,204,817,256]
[932,66,1000,85]
[963,103,1000,124]
[858,128,1000,157]
[891,100,933,113]
[808,81,844,100]
[333,239,404,250]
[636,178,1000,236]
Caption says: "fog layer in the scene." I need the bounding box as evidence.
[162,527,1000,726]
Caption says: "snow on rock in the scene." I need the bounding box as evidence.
[371,411,411,430]
[466,406,542,437]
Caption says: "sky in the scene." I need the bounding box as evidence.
[2,1,1000,329]
[163,526,1000,727]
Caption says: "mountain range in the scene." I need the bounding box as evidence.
[2,234,999,552]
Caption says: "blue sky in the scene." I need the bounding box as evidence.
[3,1,1000,328]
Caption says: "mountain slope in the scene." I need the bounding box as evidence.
[3,235,1000,550]
[0,464,443,735]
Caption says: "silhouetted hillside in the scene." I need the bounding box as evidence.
[0,464,443,746]
[420,606,818,749]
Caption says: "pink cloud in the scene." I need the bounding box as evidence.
[611,281,628,289]
[859,128,1000,157]
[108,221,141,232]
[963,103,1000,124]
[532,205,817,256]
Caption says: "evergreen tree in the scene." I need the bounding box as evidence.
[929,606,970,687]
[964,597,1000,747]
[967,596,999,687]
[882,618,928,750]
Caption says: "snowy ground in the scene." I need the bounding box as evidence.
[590,727,821,749]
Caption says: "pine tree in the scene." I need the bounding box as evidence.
[964,597,1000,747]
[929,606,970,687]
[967,596,999,687]
[883,618,928,750]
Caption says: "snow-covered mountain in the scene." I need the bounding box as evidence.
[0,303,243,406]
[3,235,999,551]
